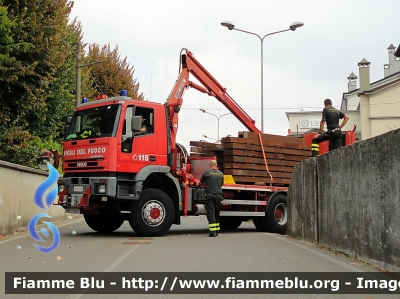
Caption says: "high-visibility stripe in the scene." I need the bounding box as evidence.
[209,223,218,232]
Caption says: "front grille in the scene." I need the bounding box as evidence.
[119,185,129,196]
[68,161,99,167]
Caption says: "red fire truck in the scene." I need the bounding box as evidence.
[41,49,348,237]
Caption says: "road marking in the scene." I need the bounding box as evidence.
[67,244,140,299]
[0,218,83,244]
[123,241,151,245]
[268,234,364,272]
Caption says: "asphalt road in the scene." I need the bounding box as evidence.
[0,215,397,299]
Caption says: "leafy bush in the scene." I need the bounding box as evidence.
[0,129,63,173]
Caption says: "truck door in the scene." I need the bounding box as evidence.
[120,106,159,169]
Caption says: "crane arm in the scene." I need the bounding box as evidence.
[165,48,261,149]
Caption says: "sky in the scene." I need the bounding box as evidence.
[69,0,400,150]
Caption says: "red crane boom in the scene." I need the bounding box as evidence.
[165,48,260,149]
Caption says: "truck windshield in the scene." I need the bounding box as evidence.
[66,104,120,140]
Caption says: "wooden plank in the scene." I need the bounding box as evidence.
[189,153,205,158]
[230,175,291,186]
[190,147,203,153]
[224,149,309,162]
[189,141,223,150]
[224,169,293,179]
[205,150,223,156]
[223,142,310,156]
[222,136,310,150]
[239,131,305,145]
[223,162,292,173]
[223,156,300,167]
[189,141,212,147]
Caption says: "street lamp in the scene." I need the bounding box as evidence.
[199,109,232,142]
[202,135,218,142]
[221,21,304,132]
[59,38,106,107]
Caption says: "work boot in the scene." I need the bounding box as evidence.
[209,232,217,237]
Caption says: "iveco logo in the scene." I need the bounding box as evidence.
[77,162,87,167]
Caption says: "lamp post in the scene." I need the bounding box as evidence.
[221,21,304,133]
[199,109,232,142]
[202,135,218,142]
[60,37,106,107]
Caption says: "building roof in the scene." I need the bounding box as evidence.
[347,72,357,79]
[358,58,370,65]
[395,44,400,57]
[342,70,400,103]
[361,78,400,95]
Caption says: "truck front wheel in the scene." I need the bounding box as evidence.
[129,188,174,237]
[84,212,125,233]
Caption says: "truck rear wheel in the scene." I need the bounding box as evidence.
[84,212,125,233]
[266,194,287,235]
[129,188,174,237]
[219,216,242,230]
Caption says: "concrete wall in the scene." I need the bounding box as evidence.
[0,161,65,235]
[288,128,400,272]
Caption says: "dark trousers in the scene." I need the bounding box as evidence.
[205,194,222,232]
[312,130,342,156]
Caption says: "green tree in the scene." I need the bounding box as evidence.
[0,0,73,137]
[0,0,14,67]
[45,18,95,141]
[0,0,17,125]
[0,0,74,165]
[85,43,144,100]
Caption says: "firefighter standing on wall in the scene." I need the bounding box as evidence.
[200,160,224,237]
[312,99,349,156]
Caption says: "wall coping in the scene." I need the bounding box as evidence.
[0,160,48,176]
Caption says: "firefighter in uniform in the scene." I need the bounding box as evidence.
[200,160,224,237]
[312,99,349,156]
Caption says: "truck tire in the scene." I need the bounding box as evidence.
[253,217,271,232]
[266,194,287,235]
[129,188,174,237]
[84,212,125,233]
[219,216,242,230]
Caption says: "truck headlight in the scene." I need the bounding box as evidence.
[58,184,66,193]
[95,184,106,194]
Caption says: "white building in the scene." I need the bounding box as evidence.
[286,44,400,141]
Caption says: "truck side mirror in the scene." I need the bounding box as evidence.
[131,116,142,133]
[65,115,73,124]
[64,115,73,137]
[37,149,60,171]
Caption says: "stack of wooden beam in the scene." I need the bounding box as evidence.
[189,141,224,166]
[189,132,311,186]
